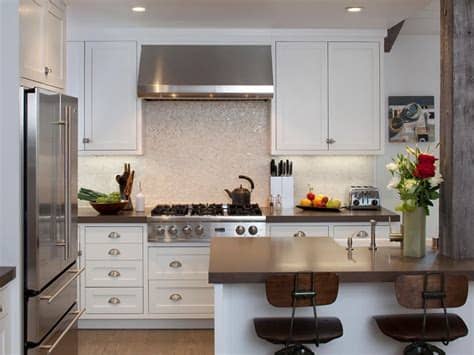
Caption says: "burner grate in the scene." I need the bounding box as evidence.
[191,204,224,216]
[227,204,262,216]
[151,204,189,216]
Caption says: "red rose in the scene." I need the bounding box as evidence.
[414,154,437,179]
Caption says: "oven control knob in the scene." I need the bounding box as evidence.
[183,225,192,235]
[371,200,379,206]
[168,226,178,238]
[155,226,165,236]
[353,199,360,206]
[248,225,258,236]
[195,225,204,236]
[235,225,245,235]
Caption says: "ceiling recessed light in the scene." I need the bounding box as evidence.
[132,6,146,12]
[345,6,364,13]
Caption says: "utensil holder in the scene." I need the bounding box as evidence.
[270,176,294,209]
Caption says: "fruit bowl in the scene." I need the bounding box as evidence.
[296,205,342,212]
[90,201,128,215]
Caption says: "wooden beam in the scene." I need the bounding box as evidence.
[384,20,405,52]
[440,0,474,259]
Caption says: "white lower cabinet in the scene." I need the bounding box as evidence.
[149,280,213,315]
[269,224,330,238]
[0,285,11,355]
[86,260,143,288]
[148,247,209,280]
[85,288,143,314]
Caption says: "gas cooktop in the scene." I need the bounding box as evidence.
[150,203,263,219]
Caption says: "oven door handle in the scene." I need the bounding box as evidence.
[39,308,85,354]
[40,267,85,304]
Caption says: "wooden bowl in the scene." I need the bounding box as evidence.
[90,201,128,215]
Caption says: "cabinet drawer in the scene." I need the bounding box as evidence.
[85,226,143,244]
[86,243,142,261]
[0,287,7,320]
[333,224,390,240]
[148,280,213,315]
[86,260,143,287]
[149,247,209,280]
[269,224,329,238]
[85,288,143,314]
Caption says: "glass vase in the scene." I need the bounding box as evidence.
[403,207,427,258]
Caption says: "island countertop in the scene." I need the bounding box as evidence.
[208,237,474,284]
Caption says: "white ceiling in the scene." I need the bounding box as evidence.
[401,0,440,35]
[67,0,433,30]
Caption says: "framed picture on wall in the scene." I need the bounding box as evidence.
[388,96,435,143]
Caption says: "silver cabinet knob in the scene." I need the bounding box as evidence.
[108,297,121,305]
[355,230,369,238]
[169,260,182,268]
[169,294,182,302]
[168,226,178,237]
[235,225,245,235]
[183,225,192,235]
[326,138,336,144]
[108,270,121,278]
[248,226,258,235]
[108,248,121,256]
[155,226,165,236]
[108,232,120,239]
[44,66,53,75]
[195,225,204,235]
[82,137,90,144]
[0,305,3,313]
[293,231,306,238]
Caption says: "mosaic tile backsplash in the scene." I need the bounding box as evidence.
[78,101,375,207]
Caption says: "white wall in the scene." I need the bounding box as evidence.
[0,0,22,354]
[377,34,440,238]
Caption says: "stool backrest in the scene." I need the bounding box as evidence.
[265,272,339,308]
[395,273,468,309]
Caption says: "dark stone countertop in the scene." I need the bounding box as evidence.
[263,207,400,223]
[78,206,400,224]
[0,267,16,288]
[208,237,474,284]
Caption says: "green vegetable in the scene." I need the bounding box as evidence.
[78,188,121,203]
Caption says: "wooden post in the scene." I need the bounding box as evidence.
[440,0,474,259]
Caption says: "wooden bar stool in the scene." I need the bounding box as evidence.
[374,273,469,355]
[254,272,343,355]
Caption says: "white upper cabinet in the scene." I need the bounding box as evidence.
[66,41,141,154]
[20,0,66,89]
[275,42,328,152]
[328,42,381,152]
[273,40,382,155]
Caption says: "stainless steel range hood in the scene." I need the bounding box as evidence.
[138,45,274,100]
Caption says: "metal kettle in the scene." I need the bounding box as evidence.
[225,175,255,206]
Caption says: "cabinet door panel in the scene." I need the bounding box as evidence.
[20,0,45,82]
[84,42,138,151]
[328,42,381,151]
[66,42,85,151]
[44,1,65,88]
[275,42,328,152]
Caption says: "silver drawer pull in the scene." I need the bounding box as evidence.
[0,305,3,313]
[293,231,306,238]
[169,293,182,302]
[108,297,121,305]
[108,232,120,239]
[108,270,121,278]
[108,248,121,256]
[169,260,182,268]
[39,309,85,354]
[40,267,85,304]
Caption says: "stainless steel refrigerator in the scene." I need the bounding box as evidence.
[22,88,84,355]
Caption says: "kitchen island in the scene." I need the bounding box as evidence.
[209,237,474,355]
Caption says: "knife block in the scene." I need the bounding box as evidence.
[270,176,294,209]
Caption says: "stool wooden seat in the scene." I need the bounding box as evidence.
[374,273,469,354]
[254,273,343,355]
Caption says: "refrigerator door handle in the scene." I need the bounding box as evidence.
[39,267,85,304]
[64,104,71,261]
[39,308,85,354]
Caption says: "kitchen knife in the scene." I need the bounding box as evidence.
[289,161,293,176]
[270,159,275,176]
[278,160,283,176]
[286,160,290,176]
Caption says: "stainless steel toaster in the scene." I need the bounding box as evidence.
[349,186,381,210]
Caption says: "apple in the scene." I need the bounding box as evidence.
[327,199,342,209]
[306,186,315,201]
[300,198,312,207]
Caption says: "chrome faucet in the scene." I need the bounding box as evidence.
[369,219,377,251]
[388,216,404,248]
